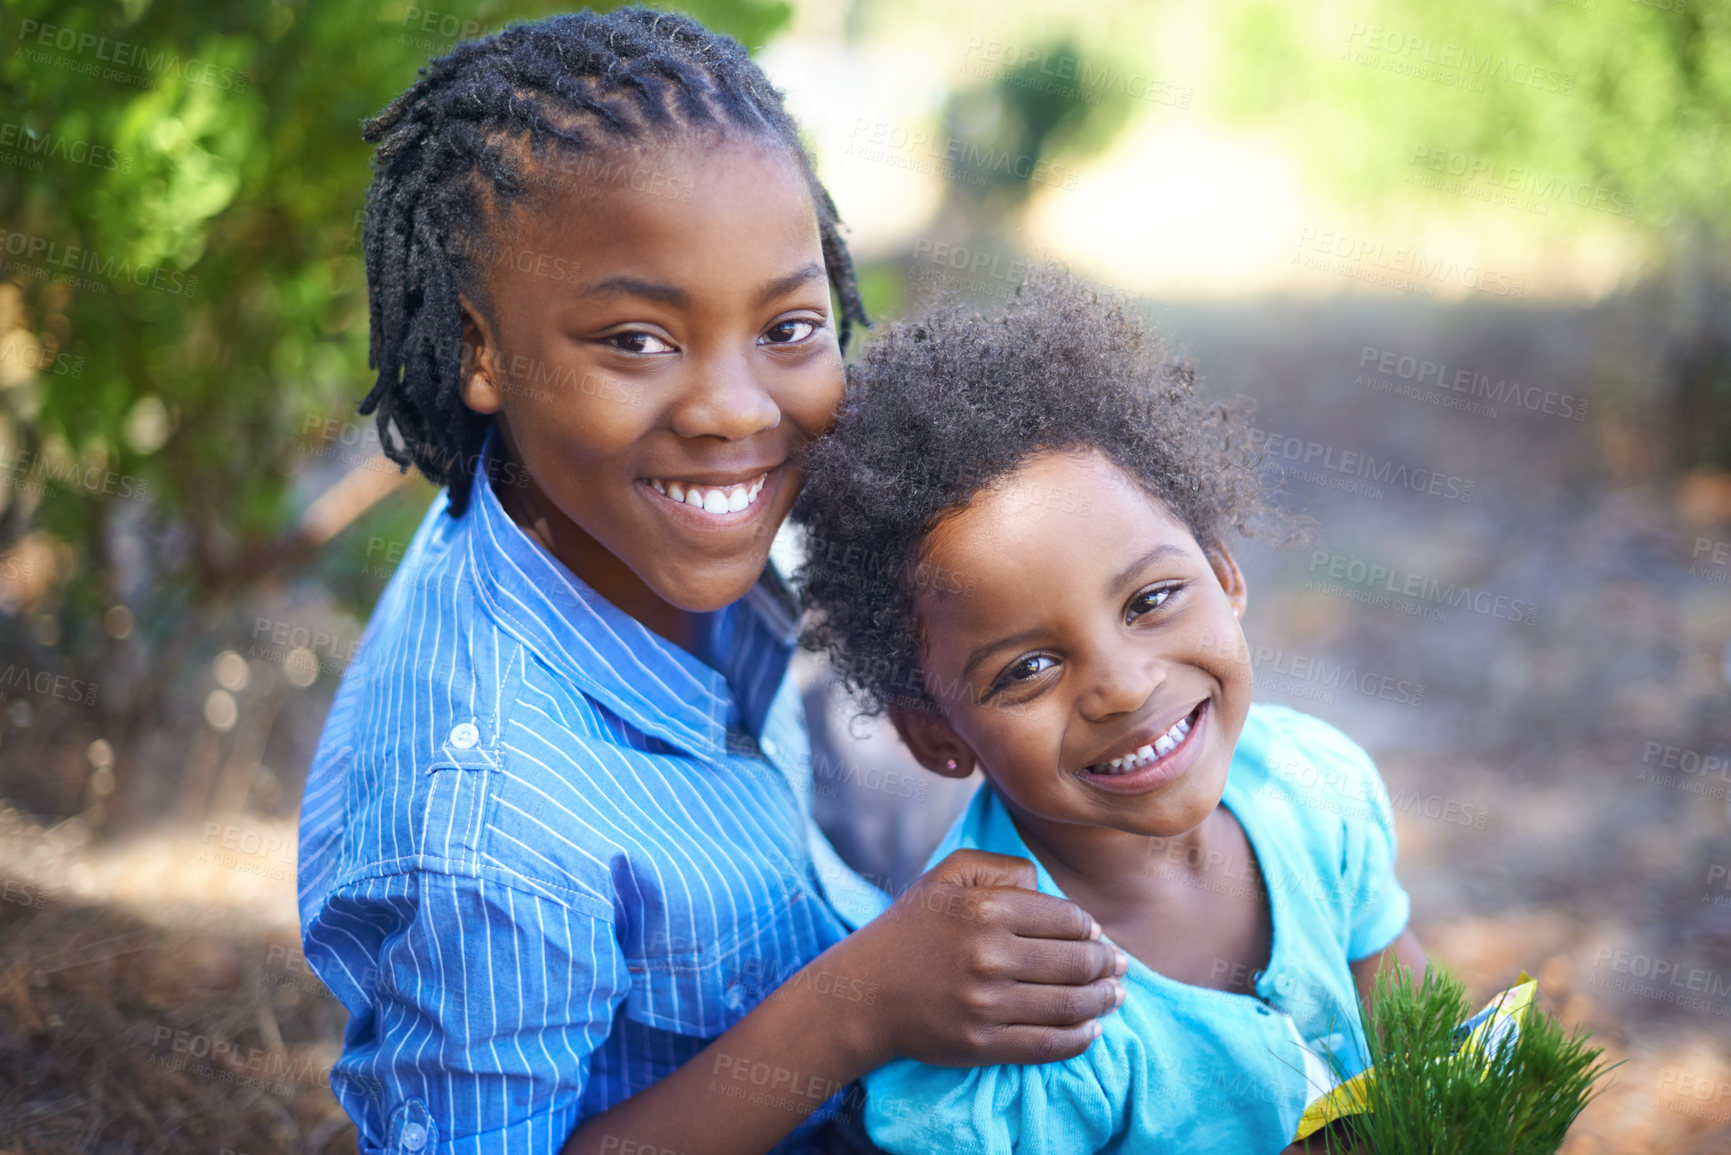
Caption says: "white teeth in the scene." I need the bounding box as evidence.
[1087,711,1197,775]
[649,473,770,516]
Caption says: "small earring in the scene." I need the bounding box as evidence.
[945,758,958,771]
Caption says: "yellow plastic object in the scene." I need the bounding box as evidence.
[1291,972,1538,1143]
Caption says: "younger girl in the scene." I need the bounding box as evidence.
[298,16,1123,1155]
[794,270,1428,1154]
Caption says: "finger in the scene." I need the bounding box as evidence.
[991,977,1125,1028]
[979,888,1101,942]
[967,1020,1107,1066]
[994,937,1126,986]
[928,849,1038,890]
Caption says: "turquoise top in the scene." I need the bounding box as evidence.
[862,704,1411,1155]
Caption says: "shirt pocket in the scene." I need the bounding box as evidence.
[620,879,818,1038]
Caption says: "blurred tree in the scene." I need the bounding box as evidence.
[0,0,791,824]
[1206,0,1731,467]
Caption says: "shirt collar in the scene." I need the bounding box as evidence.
[459,428,794,759]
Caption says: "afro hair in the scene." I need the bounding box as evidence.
[793,265,1283,715]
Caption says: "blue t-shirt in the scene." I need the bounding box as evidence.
[862,704,1411,1155]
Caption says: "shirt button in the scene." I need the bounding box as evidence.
[448,722,479,749]
[760,737,778,758]
[400,1122,428,1151]
[724,982,746,1009]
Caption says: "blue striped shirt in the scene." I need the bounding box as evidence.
[297,435,891,1154]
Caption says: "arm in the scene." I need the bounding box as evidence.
[561,850,1126,1155]
[1277,933,1427,1155]
[1349,928,1428,1020]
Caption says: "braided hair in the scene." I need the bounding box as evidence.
[359,7,869,513]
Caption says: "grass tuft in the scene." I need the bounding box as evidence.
[1327,966,1617,1155]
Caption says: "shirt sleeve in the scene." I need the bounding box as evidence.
[862,1044,1124,1155]
[304,869,629,1154]
[1277,710,1412,960]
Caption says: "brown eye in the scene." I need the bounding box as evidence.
[605,330,674,354]
[760,319,817,345]
[1127,584,1179,622]
[989,653,1056,699]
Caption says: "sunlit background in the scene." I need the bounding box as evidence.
[1,0,1728,1150]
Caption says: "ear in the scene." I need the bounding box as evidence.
[1204,539,1248,620]
[458,293,505,415]
[889,702,977,779]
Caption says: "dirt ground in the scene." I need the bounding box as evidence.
[3,294,1729,1152]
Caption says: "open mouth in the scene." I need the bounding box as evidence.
[642,472,770,517]
[1080,701,1207,778]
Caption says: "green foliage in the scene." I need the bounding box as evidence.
[1211,0,1731,240]
[1330,967,1616,1155]
[0,0,792,798]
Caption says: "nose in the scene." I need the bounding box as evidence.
[1075,636,1165,723]
[667,348,781,442]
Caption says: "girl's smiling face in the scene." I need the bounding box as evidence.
[900,450,1255,842]
[459,135,841,628]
